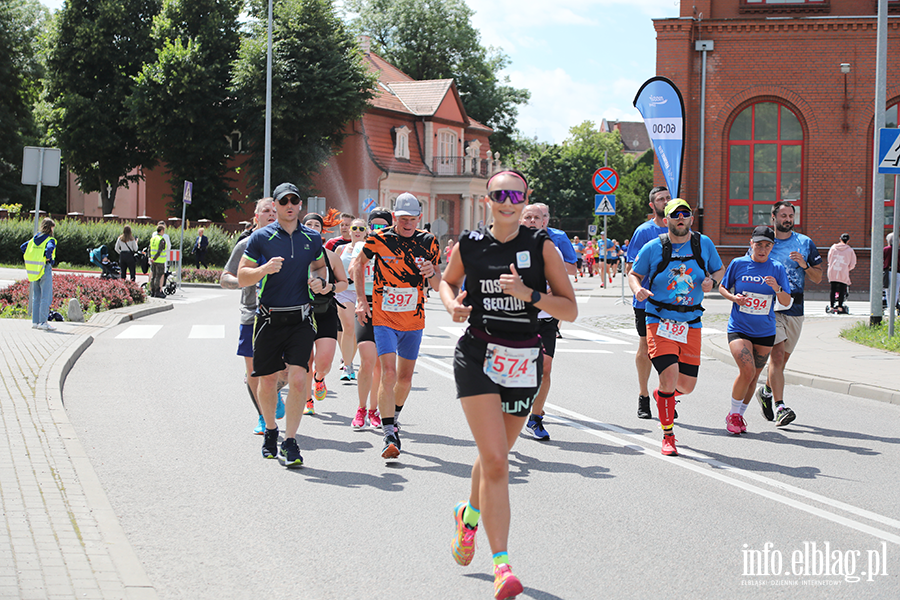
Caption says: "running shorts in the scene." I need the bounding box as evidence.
[252,312,316,377]
[313,305,339,341]
[774,313,803,354]
[646,322,702,369]
[537,317,558,358]
[727,331,776,347]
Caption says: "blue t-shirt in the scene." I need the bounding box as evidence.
[632,234,723,328]
[626,220,669,309]
[766,232,822,316]
[722,255,791,337]
[243,221,324,308]
[603,239,617,259]
[547,227,577,264]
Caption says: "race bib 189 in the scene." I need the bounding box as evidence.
[381,286,416,312]
[483,343,539,388]
[657,319,689,343]
[739,291,773,316]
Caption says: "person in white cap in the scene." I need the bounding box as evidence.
[350,192,441,459]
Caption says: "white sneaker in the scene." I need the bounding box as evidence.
[41,322,56,331]
[32,323,40,329]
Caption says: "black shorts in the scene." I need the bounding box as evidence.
[606,258,619,265]
[727,331,776,347]
[650,354,700,378]
[453,329,543,417]
[576,258,583,269]
[313,305,339,341]
[634,308,647,337]
[355,298,375,344]
[252,311,315,377]
[537,317,558,358]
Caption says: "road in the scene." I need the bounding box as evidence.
[63,283,900,599]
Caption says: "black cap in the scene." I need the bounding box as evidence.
[273,182,300,202]
[751,226,775,243]
[367,209,393,226]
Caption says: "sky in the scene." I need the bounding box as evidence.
[39,0,680,146]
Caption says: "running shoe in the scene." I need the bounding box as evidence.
[262,427,279,459]
[775,406,796,428]
[340,367,352,381]
[525,415,550,441]
[661,433,678,456]
[314,379,327,401]
[637,395,652,419]
[382,432,400,459]
[452,502,477,566]
[726,413,745,435]
[756,385,774,421]
[351,406,367,430]
[368,409,382,429]
[349,369,357,381]
[493,564,524,600]
[280,437,303,468]
[304,399,315,415]
[276,393,285,420]
[254,415,266,435]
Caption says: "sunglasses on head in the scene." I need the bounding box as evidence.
[278,195,301,206]
[668,209,692,219]
[350,226,366,232]
[370,223,387,230]
[488,189,527,205]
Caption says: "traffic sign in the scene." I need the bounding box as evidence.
[183,181,193,205]
[878,128,900,174]
[592,167,619,194]
[588,224,598,236]
[594,194,616,216]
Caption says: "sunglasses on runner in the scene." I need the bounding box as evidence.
[668,209,692,219]
[350,226,366,232]
[370,223,387,231]
[278,195,301,206]
[488,189,527,205]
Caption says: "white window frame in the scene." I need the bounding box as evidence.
[394,125,410,160]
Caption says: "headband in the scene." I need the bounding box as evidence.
[487,170,528,190]
[367,209,393,226]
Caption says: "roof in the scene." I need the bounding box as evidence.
[601,119,651,154]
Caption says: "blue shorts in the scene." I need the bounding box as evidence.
[373,326,423,360]
[237,323,254,357]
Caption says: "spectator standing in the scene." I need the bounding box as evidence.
[193,228,209,269]
[116,226,139,281]
[22,218,57,330]
[149,224,168,298]
[827,233,856,314]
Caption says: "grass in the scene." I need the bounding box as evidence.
[840,321,900,353]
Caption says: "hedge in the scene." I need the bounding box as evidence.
[0,218,235,267]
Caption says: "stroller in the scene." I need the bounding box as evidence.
[88,245,121,279]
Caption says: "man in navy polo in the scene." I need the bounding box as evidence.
[238,182,328,468]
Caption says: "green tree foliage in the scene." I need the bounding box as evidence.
[231,0,376,199]
[129,0,242,220]
[0,0,48,206]
[43,0,161,215]
[348,0,529,157]
[508,122,656,240]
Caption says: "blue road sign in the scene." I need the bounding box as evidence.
[878,128,900,174]
[592,167,619,194]
[594,194,616,216]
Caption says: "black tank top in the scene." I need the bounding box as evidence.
[457,225,549,339]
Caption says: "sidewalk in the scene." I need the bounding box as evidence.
[578,272,900,405]
[0,301,171,600]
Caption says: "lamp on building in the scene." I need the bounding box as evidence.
[841,63,851,132]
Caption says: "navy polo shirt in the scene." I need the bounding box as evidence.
[243,220,324,308]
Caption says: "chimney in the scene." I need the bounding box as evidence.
[359,35,371,55]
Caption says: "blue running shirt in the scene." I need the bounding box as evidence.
[766,232,822,317]
[721,255,791,337]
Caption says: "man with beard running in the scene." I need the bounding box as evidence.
[755,201,822,428]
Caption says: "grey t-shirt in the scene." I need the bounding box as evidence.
[224,237,258,325]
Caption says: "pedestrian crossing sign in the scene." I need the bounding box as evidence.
[878,128,900,174]
[594,194,616,216]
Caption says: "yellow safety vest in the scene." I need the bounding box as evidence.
[150,233,167,263]
[23,236,56,282]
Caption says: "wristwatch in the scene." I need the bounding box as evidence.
[530,289,541,304]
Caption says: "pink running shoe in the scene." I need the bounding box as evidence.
[452,502,477,566]
[351,406,367,430]
[313,379,327,401]
[367,409,382,429]
[726,413,745,435]
[493,564,524,599]
[661,433,678,456]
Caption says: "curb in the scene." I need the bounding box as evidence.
[46,302,169,599]
[702,337,900,406]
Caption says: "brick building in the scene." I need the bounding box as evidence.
[654,0,900,294]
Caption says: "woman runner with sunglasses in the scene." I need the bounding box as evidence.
[336,218,369,382]
[440,170,577,600]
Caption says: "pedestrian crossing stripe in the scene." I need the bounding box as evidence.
[115,325,163,339]
[189,325,225,339]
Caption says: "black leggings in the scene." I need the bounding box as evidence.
[830,281,848,307]
[119,257,136,281]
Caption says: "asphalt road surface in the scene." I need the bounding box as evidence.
[64,286,900,599]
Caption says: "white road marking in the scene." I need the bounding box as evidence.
[576,296,590,304]
[439,326,466,337]
[545,403,900,545]
[189,325,225,339]
[560,330,630,345]
[420,344,456,350]
[168,293,226,304]
[555,349,612,354]
[615,326,725,337]
[115,325,163,339]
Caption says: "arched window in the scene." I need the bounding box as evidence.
[881,102,898,229]
[727,102,804,226]
[394,125,410,160]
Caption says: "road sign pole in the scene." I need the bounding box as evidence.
[890,175,899,336]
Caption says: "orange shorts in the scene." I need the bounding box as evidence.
[646,322,702,366]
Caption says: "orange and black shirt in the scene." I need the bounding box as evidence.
[362,228,439,331]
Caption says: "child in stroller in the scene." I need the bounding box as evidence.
[89,245,121,279]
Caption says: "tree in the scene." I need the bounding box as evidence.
[129,0,242,220]
[348,0,529,157]
[44,0,161,215]
[0,0,47,206]
[231,0,376,199]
